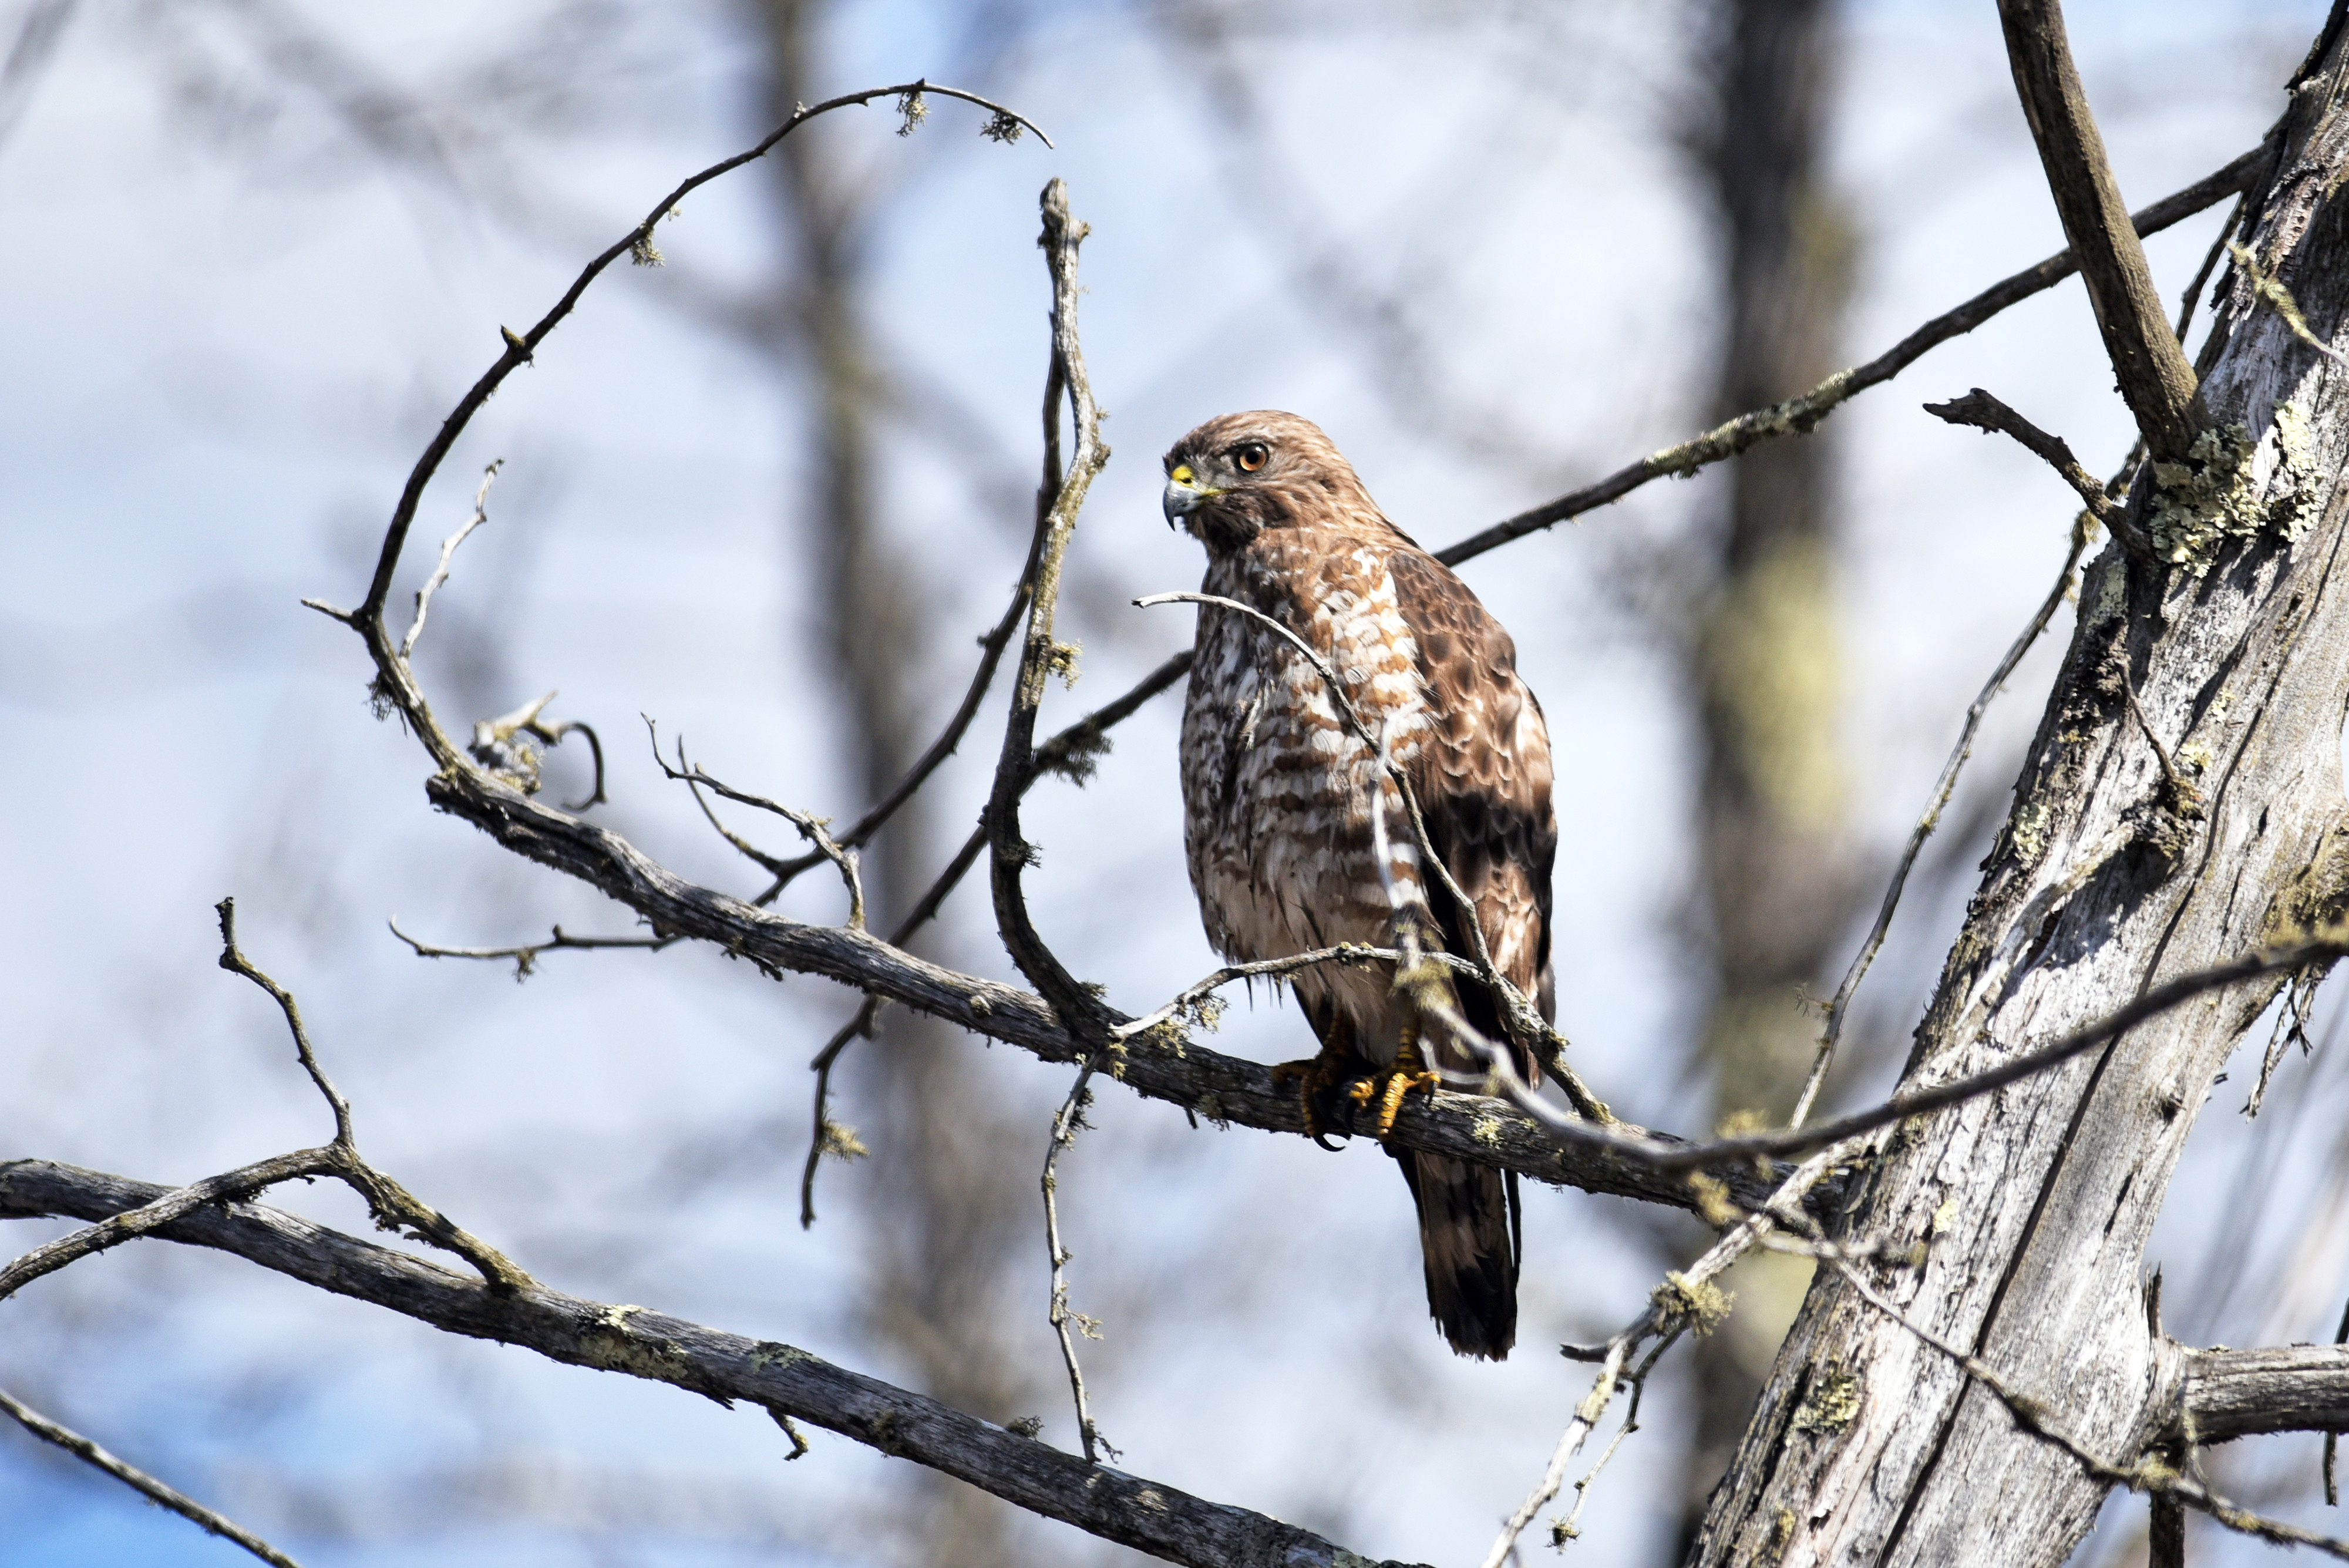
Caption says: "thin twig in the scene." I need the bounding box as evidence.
[388,916,673,979]
[1789,513,2093,1126]
[1922,389,2126,531]
[220,898,533,1293]
[400,459,502,659]
[0,1386,302,1568]
[1436,144,2264,564]
[2176,194,2248,345]
[645,720,866,930]
[1517,929,2349,1177]
[1478,1132,1864,1568]
[1042,1054,1117,1464]
[1110,943,1443,1041]
[2328,1291,2349,1505]
[751,554,1044,901]
[799,998,880,1229]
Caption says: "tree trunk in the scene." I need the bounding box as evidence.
[1678,0,1856,1544]
[1690,18,2349,1564]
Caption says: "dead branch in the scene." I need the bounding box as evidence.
[1996,0,2204,460]
[1041,1055,1115,1463]
[0,1385,301,1568]
[388,917,673,980]
[401,459,502,659]
[985,177,1114,1041]
[1438,142,2263,563]
[0,1160,1430,1568]
[1922,388,2128,533]
[2182,1344,2349,1441]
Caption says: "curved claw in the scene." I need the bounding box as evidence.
[1271,1047,1371,1150]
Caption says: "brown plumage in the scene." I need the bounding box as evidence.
[1162,410,1557,1360]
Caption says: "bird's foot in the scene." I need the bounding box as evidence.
[1345,1036,1440,1140]
[1271,1045,1375,1150]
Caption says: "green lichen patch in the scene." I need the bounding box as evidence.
[2011,796,2053,865]
[2149,424,2261,572]
[1654,1270,1734,1336]
[2147,405,2325,574]
[1792,1364,1863,1436]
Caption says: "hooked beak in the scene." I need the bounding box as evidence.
[1162,463,1216,528]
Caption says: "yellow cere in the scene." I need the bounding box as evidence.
[1171,465,1194,485]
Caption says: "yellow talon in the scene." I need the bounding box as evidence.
[1348,1027,1439,1139]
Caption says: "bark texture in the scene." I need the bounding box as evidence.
[1690,21,2349,1565]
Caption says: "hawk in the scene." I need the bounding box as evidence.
[1163,410,1557,1360]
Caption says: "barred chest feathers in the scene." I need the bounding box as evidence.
[1179,532,1435,1068]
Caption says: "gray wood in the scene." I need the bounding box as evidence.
[1689,19,2349,1565]
[0,1159,1424,1568]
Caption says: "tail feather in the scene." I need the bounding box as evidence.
[1394,1148,1519,1360]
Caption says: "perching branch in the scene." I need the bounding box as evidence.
[0,1160,1429,1568]
[1996,0,2203,461]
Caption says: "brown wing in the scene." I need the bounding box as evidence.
[1387,547,1558,1076]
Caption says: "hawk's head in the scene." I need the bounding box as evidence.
[1160,410,1382,554]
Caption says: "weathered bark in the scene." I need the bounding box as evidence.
[1690,18,2349,1566]
[1678,0,1855,1542]
[0,1160,1425,1568]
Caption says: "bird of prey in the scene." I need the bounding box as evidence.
[1163,410,1557,1360]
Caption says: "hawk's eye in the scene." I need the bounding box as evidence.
[1235,442,1269,473]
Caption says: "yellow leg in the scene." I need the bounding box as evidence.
[1346,1011,1441,1139]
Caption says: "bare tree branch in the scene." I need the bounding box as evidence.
[0,1384,301,1568]
[2183,1344,2349,1442]
[1923,388,2126,532]
[985,177,1113,1040]
[1997,0,2203,460]
[0,1160,1430,1568]
[1438,142,2263,564]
